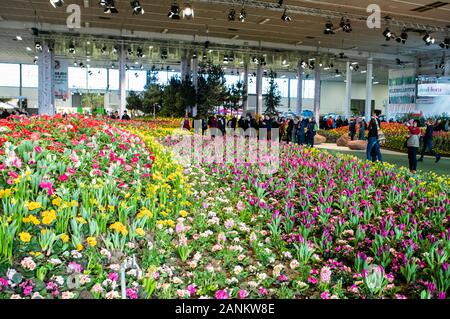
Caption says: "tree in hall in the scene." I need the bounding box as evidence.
[196,63,227,117]
[225,80,247,114]
[126,91,143,115]
[264,70,282,115]
[142,66,163,116]
[159,76,196,117]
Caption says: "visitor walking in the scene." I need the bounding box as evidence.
[218,115,226,135]
[306,118,317,147]
[418,119,441,163]
[358,118,366,140]
[366,117,382,162]
[349,118,357,141]
[336,116,343,128]
[326,116,334,130]
[287,117,294,143]
[405,120,421,173]
[296,117,307,145]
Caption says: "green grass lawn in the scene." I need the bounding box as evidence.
[325,149,449,176]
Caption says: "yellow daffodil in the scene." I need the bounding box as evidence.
[52,197,62,207]
[77,243,84,251]
[135,228,145,236]
[109,221,128,236]
[19,232,31,243]
[42,210,57,225]
[61,233,69,243]
[23,214,40,225]
[27,202,42,211]
[86,236,97,247]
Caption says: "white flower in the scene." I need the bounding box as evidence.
[233,265,243,275]
[79,275,91,285]
[105,291,120,299]
[10,294,22,299]
[20,257,36,271]
[31,292,43,299]
[70,250,82,259]
[273,264,284,277]
[61,291,75,299]
[127,269,137,277]
[206,264,214,272]
[52,275,65,286]
[283,251,293,259]
[91,283,104,294]
[109,264,120,272]
[100,249,111,259]
[248,281,259,288]
[257,273,268,281]
[290,259,300,270]
[193,252,202,261]
[172,277,182,284]
[48,258,62,266]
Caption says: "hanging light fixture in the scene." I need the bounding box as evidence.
[439,38,450,49]
[130,1,144,15]
[100,0,119,14]
[324,20,335,35]
[382,27,395,41]
[50,0,64,8]
[340,17,352,33]
[228,8,236,21]
[396,30,408,44]
[183,4,194,19]
[281,9,291,22]
[423,32,435,46]
[239,7,246,22]
[69,41,76,54]
[168,2,181,19]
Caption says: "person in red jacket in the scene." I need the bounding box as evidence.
[326,116,334,130]
[181,116,191,131]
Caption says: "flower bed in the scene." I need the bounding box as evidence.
[0,116,449,299]
[0,115,189,299]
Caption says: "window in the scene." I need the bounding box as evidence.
[304,80,315,99]
[224,75,240,87]
[68,67,87,89]
[275,78,289,97]
[108,69,119,91]
[290,79,298,98]
[126,70,146,91]
[0,63,20,87]
[21,65,38,88]
[247,75,256,94]
[87,68,107,90]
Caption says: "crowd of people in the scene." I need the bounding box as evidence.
[109,110,131,120]
[181,113,319,147]
[0,108,29,118]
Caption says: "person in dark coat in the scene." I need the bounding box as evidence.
[349,118,357,140]
[418,118,441,163]
[286,117,294,143]
[306,118,317,147]
[121,110,131,120]
[218,115,226,135]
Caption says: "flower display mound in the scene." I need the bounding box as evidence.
[0,115,189,299]
[348,140,367,150]
[158,135,449,299]
[314,135,327,145]
[336,135,351,147]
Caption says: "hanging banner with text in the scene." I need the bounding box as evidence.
[388,68,417,117]
[54,59,69,101]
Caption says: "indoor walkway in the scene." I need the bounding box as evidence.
[316,143,450,176]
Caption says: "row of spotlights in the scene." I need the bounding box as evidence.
[382,28,408,44]
[50,0,64,8]
[324,18,352,35]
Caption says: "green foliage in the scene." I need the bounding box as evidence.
[196,63,227,117]
[225,80,247,112]
[81,93,104,113]
[264,70,282,115]
[159,76,196,117]
[126,91,143,112]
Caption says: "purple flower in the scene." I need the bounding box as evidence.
[0,277,8,291]
[258,287,268,296]
[187,284,197,296]
[126,288,138,299]
[437,291,446,299]
[108,272,119,282]
[215,289,229,299]
[238,289,249,299]
[68,262,83,273]
[320,291,330,299]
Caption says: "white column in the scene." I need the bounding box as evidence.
[256,63,263,115]
[344,61,352,119]
[445,58,450,76]
[296,62,303,116]
[38,44,55,115]
[119,43,127,117]
[243,62,249,113]
[365,55,373,121]
[192,55,198,117]
[313,66,321,124]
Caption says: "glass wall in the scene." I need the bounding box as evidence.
[0,63,21,87]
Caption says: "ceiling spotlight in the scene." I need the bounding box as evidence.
[168,2,181,19]
[101,45,107,54]
[223,55,229,64]
[50,0,64,8]
[383,28,395,41]
[88,70,93,76]
[111,63,115,69]
[340,17,352,33]
[79,62,84,68]
[100,0,119,14]
[128,48,134,56]
[228,8,236,21]
[130,1,144,15]
[252,56,259,64]
[239,8,246,22]
[281,9,291,22]
[396,30,408,44]
[69,42,76,54]
[439,38,450,49]
[161,49,168,59]
[35,42,43,51]
[112,46,118,54]
[423,32,435,46]
[140,64,144,70]
[16,35,23,41]
[324,20,335,35]
[33,57,38,65]
[136,47,144,57]
[182,4,194,19]
[278,0,284,7]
